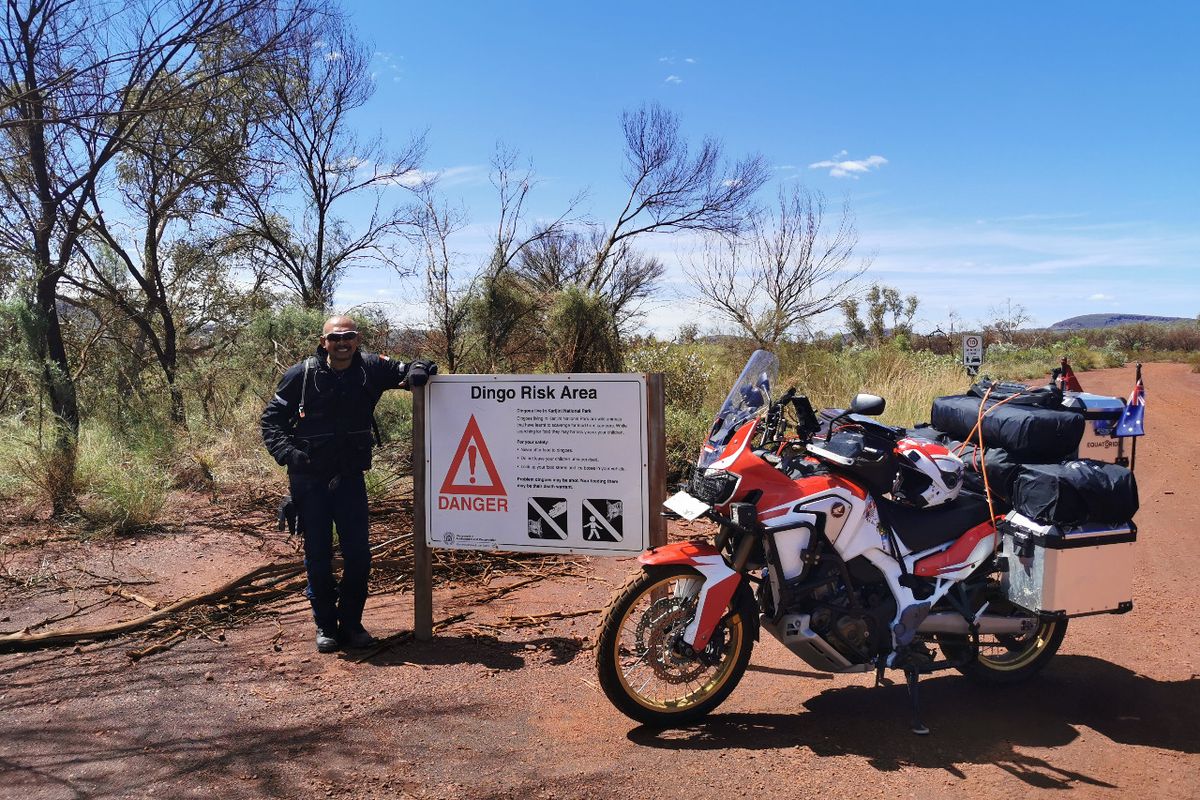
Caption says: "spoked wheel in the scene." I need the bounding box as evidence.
[595,565,753,727]
[940,600,1068,685]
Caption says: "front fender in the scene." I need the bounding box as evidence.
[638,539,722,566]
[638,541,743,651]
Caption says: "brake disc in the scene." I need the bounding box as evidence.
[634,595,711,684]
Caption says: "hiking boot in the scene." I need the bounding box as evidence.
[315,628,340,653]
[340,626,377,649]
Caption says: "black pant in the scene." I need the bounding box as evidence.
[288,472,370,633]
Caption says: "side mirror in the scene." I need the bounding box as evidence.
[849,393,886,416]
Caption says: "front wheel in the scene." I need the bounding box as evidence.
[595,565,754,727]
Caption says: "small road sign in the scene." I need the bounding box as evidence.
[963,334,984,368]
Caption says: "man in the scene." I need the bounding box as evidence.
[261,316,436,653]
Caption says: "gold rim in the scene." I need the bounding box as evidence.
[975,617,1060,671]
[611,574,745,713]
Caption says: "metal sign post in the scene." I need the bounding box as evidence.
[412,386,433,640]
[411,373,666,640]
[962,333,984,376]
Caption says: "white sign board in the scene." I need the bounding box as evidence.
[424,374,649,556]
[963,334,984,367]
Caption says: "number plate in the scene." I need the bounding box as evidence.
[664,490,710,521]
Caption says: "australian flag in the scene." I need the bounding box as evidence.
[1116,377,1145,437]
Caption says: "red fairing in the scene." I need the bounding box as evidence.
[639,540,721,566]
[638,540,741,651]
[913,520,997,577]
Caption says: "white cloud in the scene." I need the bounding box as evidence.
[809,153,888,179]
[659,56,673,63]
[684,57,696,64]
[1089,293,1113,301]
[665,75,683,84]
[385,164,485,189]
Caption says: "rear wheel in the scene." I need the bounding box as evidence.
[595,565,754,727]
[940,602,1068,685]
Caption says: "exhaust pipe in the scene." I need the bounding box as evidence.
[917,612,1036,636]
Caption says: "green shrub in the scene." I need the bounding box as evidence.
[75,425,170,533]
[626,341,718,413]
[664,405,712,481]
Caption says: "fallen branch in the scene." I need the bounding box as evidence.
[105,586,161,610]
[496,608,601,629]
[0,562,304,652]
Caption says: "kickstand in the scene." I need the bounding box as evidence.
[905,666,930,735]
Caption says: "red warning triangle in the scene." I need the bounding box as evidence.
[439,415,506,496]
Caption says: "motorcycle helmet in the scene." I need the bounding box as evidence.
[893,438,963,508]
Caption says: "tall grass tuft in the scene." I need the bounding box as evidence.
[786,345,968,427]
[75,425,171,534]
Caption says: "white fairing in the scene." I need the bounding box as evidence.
[680,555,740,648]
[790,491,997,652]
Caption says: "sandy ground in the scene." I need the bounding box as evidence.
[1,363,1197,800]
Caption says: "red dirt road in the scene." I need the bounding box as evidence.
[2,363,1198,799]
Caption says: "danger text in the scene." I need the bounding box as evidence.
[438,495,509,512]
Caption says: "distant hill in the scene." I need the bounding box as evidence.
[1048,313,1193,331]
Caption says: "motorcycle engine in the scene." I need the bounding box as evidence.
[804,559,896,663]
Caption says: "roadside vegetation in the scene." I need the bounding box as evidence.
[2,301,1194,529]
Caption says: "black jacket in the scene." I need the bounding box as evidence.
[261,348,411,475]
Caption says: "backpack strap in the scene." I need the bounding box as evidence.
[297,356,317,420]
[359,357,384,446]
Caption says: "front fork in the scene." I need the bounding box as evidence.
[638,516,760,651]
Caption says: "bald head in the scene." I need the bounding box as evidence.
[322,316,358,336]
[320,315,360,370]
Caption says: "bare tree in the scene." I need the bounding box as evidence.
[518,229,663,326]
[0,0,307,513]
[592,103,768,288]
[406,177,471,372]
[408,145,585,373]
[982,298,1031,343]
[59,62,261,426]
[688,187,867,347]
[234,9,424,309]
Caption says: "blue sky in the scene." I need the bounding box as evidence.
[334,1,1199,336]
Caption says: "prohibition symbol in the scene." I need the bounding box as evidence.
[439,415,506,496]
[528,497,568,539]
[582,499,623,542]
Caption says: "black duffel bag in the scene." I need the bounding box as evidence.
[968,379,1063,407]
[930,395,1084,461]
[953,442,1022,499]
[1010,459,1139,525]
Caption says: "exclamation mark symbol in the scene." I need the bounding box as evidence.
[467,444,477,484]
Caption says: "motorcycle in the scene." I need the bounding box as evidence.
[595,350,1093,734]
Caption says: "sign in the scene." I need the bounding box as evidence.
[424,374,649,555]
[963,334,984,368]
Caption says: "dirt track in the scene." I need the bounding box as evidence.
[2,363,1198,799]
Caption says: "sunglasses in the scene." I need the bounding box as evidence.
[323,331,359,342]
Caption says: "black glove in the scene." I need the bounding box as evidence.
[288,448,311,469]
[405,359,438,388]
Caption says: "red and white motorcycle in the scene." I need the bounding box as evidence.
[595,350,1123,733]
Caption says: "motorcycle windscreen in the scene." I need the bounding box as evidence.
[698,350,780,468]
